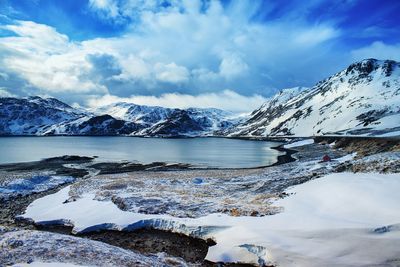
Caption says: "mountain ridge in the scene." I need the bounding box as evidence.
[0,96,240,137]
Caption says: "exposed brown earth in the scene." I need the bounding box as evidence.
[314,136,400,157]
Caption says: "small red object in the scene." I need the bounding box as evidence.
[322,155,331,162]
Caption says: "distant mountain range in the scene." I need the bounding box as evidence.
[0,96,241,137]
[1,59,399,137]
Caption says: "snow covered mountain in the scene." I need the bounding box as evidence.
[93,102,174,127]
[229,59,400,137]
[92,102,240,137]
[0,96,86,135]
[0,97,239,136]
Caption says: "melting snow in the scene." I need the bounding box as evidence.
[284,139,315,148]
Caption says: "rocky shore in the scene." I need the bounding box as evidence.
[1,137,399,266]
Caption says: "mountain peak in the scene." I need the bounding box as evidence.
[345,58,398,77]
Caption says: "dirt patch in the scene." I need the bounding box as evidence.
[0,155,94,179]
[270,145,297,166]
[80,228,210,263]
[33,224,261,266]
[314,136,400,157]
[90,161,193,175]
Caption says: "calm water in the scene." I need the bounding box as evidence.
[0,137,283,168]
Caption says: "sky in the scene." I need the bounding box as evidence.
[0,0,399,112]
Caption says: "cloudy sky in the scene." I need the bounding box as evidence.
[0,0,399,112]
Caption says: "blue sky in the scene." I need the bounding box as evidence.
[0,0,399,112]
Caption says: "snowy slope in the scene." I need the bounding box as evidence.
[93,102,174,127]
[0,96,142,136]
[0,96,87,135]
[40,115,142,136]
[230,59,400,137]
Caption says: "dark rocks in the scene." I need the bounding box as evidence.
[356,109,390,127]
[78,228,210,263]
[7,239,24,249]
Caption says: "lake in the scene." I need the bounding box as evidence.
[0,137,283,168]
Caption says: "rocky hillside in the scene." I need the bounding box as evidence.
[229,59,400,137]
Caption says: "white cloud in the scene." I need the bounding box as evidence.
[294,26,340,46]
[154,62,189,83]
[0,20,107,93]
[87,0,182,23]
[2,20,69,52]
[89,0,119,17]
[85,0,340,93]
[351,41,400,62]
[86,90,267,113]
[0,0,344,106]
[219,53,249,79]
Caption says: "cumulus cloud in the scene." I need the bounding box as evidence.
[219,53,249,80]
[0,0,351,110]
[154,62,189,83]
[86,90,267,113]
[0,21,107,94]
[84,0,341,94]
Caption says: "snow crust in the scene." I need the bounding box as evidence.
[21,172,400,266]
[283,139,314,148]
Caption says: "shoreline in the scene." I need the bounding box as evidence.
[0,142,301,266]
[0,142,295,172]
[2,136,399,266]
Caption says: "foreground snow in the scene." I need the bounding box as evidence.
[283,139,314,148]
[0,175,74,200]
[21,172,400,266]
[0,229,188,267]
